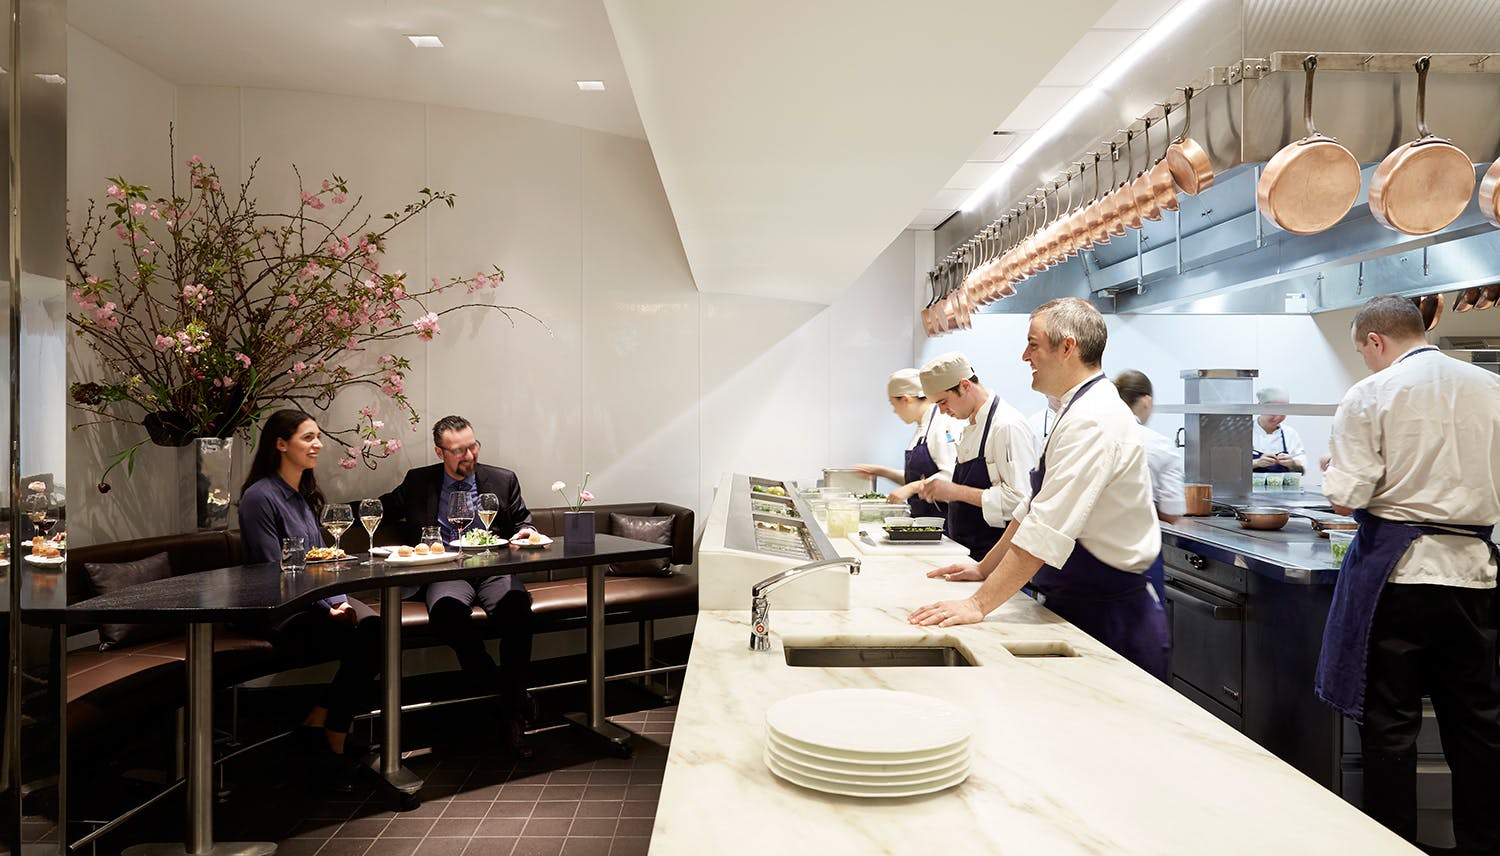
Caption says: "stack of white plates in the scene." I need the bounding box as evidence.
[764,688,972,798]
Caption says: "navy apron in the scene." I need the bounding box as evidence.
[1253,428,1291,472]
[905,405,946,519]
[1027,375,1171,681]
[946,396,1006,561]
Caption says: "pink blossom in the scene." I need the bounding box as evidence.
[298,262,323,281]
[580,490,595,503]
[359,405,376,418]
[363,438,380,448]
[220,376,235,387]
[384,439,402,454]
[188,155,202,165]
[155,335,173,351]
[130,202,147,216]
[210,181,221,191]
[106,184,126,200]
[115,224,130,240]
[326,236,351,259]
[346,448,358,458]
[372,419,384,429]
[287,294,300,308]
[289,361,307,376]
[149,207,161,220]
[73,290,99,309]
[331,192,346,205]
[412,312,440,341]
[322,179,332,191]
[378,354,395,367]
[235,352,251,369]
[339,458,357,470]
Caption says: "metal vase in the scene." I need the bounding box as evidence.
[563,510,596,549]
[178,437,235,532]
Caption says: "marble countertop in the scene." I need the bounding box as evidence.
[650,542,1415,855]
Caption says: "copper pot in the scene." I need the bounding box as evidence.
[1104,143,1130,236]
[1456,287,1483,312]
[1086,154,1111,246]
[1183,484,1213,516]
[1410,293,1445,331]
[1477,285,1500,311]
[1480,154,1500,228]
[1167,86,1215,194]
[1369,57,1476,235]
[1233,506,1290,531]
[1257,55,1362,236]
[1129,124,1163,223]
[1150,104,1181,213]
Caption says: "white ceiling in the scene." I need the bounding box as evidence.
[68,0,1171,305]
[68,0,645,139]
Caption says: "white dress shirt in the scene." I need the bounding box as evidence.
[1011,376,1161,572]
[1140,421,1187,517]
[953,391,1037,527]
[1324,347,1500,588]
[1253,421,1306,469]
[907,405,960,481]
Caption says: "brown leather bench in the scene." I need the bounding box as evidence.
[62,502,696,758]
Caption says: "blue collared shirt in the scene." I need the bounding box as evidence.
[437,473,477,544]
[238,476,347,609]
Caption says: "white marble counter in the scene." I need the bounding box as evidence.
[650,540,1417,855]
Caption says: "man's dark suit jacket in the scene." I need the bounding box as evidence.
[379,462,535,598]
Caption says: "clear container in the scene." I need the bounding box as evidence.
[1252,474,1267,490]
[859,501,909,523]
[825,499,860,539]
[1328,529,1355,565]
[806,499,829,524]
[1283,472,1302,491]
[1264,473,1284,490]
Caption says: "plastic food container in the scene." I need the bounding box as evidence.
[859,501,909,523]
[822,468,877,496]
[825,499,860,539]
[1328,529,1355,565]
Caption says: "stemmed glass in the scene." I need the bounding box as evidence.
[320,504,354,564]
[447,493,475,549]
[24,492,57,542]
[359,498,383,562]
[476,493,500,556]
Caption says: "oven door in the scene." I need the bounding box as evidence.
[1165,572,1246,726]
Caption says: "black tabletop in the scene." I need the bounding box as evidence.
[44,534,670,624]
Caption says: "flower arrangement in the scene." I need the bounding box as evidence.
[551,473,595,513]
[67,136,547,486]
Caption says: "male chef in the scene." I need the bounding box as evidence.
[1317,295,1500,852]
[1251,386,1306,473]
[914,352,1036,560]
[911,298,1169,680]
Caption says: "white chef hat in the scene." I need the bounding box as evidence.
[919,352,975,398]
[887,369,924,399]
[1255,386,1290,404]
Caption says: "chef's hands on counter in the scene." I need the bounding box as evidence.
[853,464,903,484]
[911,519,1043,627]
[926,560,985,582]
[909,595,987,627]
[1252,451,1303,472]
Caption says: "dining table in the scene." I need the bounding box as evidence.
[50,533,672,856]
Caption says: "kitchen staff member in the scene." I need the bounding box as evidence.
[912,299,1169,680]
[854,368,960,519]
[1026,394,1062,456]
[1316,296,1500,852]
[1251,386,1306,473]
[915,352,1035,560]
[1113,370,1185,524]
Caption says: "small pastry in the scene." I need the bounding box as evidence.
[528,532,544,544]
[430,542,446,554]
[414,543,430,555]
[397,545,413,557]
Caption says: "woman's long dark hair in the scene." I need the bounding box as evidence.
[241,408,325,516]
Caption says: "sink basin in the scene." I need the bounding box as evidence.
[783,645,975,668]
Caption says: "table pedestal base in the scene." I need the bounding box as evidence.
[367,754,423,793]
[563,711,634,756]
[123,842,277,856]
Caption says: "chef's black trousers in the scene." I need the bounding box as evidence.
[1360,584,1500,855]
[426,577,534,718]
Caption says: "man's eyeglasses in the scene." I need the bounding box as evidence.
[440,441,481,457]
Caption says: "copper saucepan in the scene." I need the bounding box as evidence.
[1086,153,1111,246]
[1167,86,1215,195]
[1118,131,1146,229]
[1229,505,1291,531]
[1411,294,1445,331]
[1257,55,1362,236]
[1150,104,1181,213]
[1369,56,1476,235]
[1481,152,1500,228]
[1455,287,1483,312]
[1105,142,1130,237]
[1131,120,1164,222]
[1476,285,1500,311]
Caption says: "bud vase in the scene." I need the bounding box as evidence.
[178,437,235,532]
[563,510,596,549]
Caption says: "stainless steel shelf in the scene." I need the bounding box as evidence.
[1155,403,1339,416]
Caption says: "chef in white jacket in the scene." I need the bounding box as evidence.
[854,368,960,519]
[1113,370,1185,523]
[912,299,1169,679]
[1251,386,1306,473]
[1026,395,1062,456]
[914,353,1036,561]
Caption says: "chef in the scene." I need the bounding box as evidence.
[1113,370,1185,524]
[1251,386,1306,473]
[854,368,960,519]
[911,299,1169,681]
[1025,394,1062,456]
[1316,296,1500,852]
[914,352,1035,561]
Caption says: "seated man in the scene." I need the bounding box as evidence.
[380,414,538,757]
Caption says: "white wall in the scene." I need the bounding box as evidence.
[922,304,1500,489]
[64,32,918,543]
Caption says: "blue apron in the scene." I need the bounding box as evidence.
[1253,427,1290,472]
[905,405,946,519]
[1027,375,1171,681]
[946,396,1005,561]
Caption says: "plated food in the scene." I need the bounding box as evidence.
[385,548,460,566]
[510,531,553,548]
[454,530,503,550]
[30,537,63,558]
[305,546,346,562]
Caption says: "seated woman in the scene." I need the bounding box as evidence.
[238,408,381,789]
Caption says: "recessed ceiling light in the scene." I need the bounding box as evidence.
[576,80,606,92]
[405,34,444,48]
[34,73,66,85]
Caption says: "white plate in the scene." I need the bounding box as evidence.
[764,749,968,798]
[765,738,969,783]
[765,688,971,757]
[305,551,350,564]
[451,538,504,552]
[0,557,10,567]
[368,546,393,557]
[509,533,553,549]
[384,549,461,566]
[766,730,968,770]
[23,554,66,567]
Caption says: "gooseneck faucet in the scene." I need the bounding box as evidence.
[749,557,861,651]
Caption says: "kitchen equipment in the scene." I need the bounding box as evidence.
[1481,132,1500,228]
[1256,55,1361,236]
[1166,85,1214,195]
[1086,153,1111,246]
[1185,483,1214,516]
[859,501,910,523]
[825,499,860,539]
[1476,285,1500,311]
[1328,529,1355,563]
[1119,131,1146,229]
[765,688,971,758]
[1455,287,1483,312]
[1131,118,1164,222]
[1412,294,1445,331]
[1105,142,1130,237]
[846,527,969,557]
[1228,505,1291,531]
[881,524,944,542]
[822,467,876,496]
[1180,369,1258,503]
[1149,104,1181,213]
[1369,56,1476,235]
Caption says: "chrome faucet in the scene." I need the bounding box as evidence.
[749,557,861,651]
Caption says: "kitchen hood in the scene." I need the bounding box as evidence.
[935,0,1500,317]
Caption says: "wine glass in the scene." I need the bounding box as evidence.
[447,493,474,550]
[359,498,383,560]
[476,493,500,556]
[320,504,353,564]
[24,492,57,542]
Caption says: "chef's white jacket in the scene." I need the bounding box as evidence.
[1253,421,1306,469]
[952,391,1036,528]
[906,405,960,481]
[1011,376,1161,572]
[1324,347,1500,588]
[1140,421,1187,518]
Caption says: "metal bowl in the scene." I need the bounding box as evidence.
[1236,506,1290,531]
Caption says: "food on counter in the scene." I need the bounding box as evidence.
[305,546,345,561]
[526,532,545,544]
[858,492,886,500]
[397,545,414,557]
[752,484,788,496]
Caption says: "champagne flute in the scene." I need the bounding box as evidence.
[320,504,353,564]
[447,493,474,549]
[359,498,383,561]
[476,493,500,556]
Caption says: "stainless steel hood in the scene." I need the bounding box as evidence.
[936,0,1500,317]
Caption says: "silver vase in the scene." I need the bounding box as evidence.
[178,437,235,532]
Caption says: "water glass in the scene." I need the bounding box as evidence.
[280,537,307,573]
[420,526,442,548]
